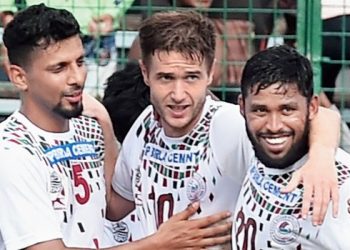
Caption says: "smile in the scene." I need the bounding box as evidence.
[264,136,289,145]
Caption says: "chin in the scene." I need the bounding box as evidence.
[256,148,305,170]
[54,104,83,119]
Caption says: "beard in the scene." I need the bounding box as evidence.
[245,119,310,170]
[53,102,83,119]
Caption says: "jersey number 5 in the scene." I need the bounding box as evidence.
[72,164,91,204]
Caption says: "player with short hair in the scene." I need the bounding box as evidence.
[0,4,234,249]
[234,45,350,248]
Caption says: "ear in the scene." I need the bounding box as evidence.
[139,59,150,86]
[308,95,319,120]
[238,94,245,117]
[8,65,28,91]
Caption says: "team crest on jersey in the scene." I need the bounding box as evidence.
[111,221,130,243]
[186,173,207,202]
[270,215,300,245]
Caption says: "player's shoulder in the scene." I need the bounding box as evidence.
[206,98,242,120]
[206,97,240,111]
[0,111,30,142]
[335,148,350,187]
[206,98,244,130]
[0,137,37,176]
[71,115,104,139]
[121,105,154,146]
[335,148,350,166]
[127,104,154,133]
[72,115,101,129]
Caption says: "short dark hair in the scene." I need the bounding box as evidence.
[3,3,81,68]
[241,45,314,101]
[102,61,150,143]
[139,10,216,71]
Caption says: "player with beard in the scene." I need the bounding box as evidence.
[234,45,350,249]
[108,10,345,249]
[0,4,236,249]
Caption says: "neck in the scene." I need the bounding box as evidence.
[20,105,70,133]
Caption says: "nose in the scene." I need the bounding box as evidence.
[67,64,87,87]
[170,81,186,103]
[266,112,283,133]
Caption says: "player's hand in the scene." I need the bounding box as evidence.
[82,93,107,119]
[152,202,232,249]
[281,146,339,225]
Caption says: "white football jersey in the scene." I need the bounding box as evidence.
[0,111,114,249]
[112,97,254,248]
[233,149,350,250]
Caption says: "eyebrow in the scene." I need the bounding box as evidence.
[184,70,202,75]
[155,72,174,78]
[250,103,266,109]
[280,102,298,108]
[46,55,85,70]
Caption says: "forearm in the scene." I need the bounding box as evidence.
[111,235,159,250]
[82,93,118,202]
[106,190,135,221]
[25,237,158,250]
[100,114,119,203]
[309,106,340,155]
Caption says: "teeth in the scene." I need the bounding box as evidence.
[265,137,287,145]
[170,106,186,111]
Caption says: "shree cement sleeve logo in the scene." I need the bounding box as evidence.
[45,141,98,164]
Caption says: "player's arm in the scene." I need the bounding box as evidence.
[106,189,135,220]
[26,203,232,250]
[82,93,118,204]
[283,106,340,225]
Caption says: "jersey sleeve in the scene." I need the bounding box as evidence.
[112,146,134,202]
[111,106,154,202]
[317,149,350,248]
[0,145,62,250]
[317,178,350,247]
[210,103,254,184]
